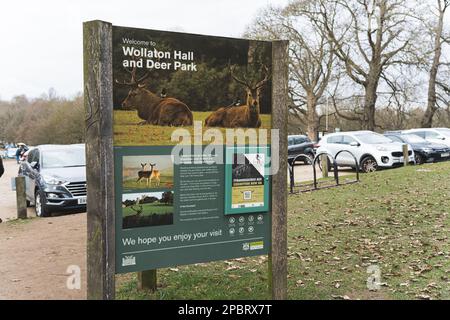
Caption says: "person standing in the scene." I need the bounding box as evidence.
[0,156,4,178]
[16,143,28,164]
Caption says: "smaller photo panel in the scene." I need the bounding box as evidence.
[122,155,174,190]
[122,191,174,229]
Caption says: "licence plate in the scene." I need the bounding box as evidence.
[441,153,450,158]
[78,197,87,205]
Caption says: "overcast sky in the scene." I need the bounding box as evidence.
[0,0,288,100]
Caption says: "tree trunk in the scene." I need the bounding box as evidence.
[363,81,378,131]
[421,1,445,128]
[306,94,319,141]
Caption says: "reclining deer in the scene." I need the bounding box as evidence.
[205,65,270,128]
[116,67,193,126]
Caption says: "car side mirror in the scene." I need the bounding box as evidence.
[350,141,360,147]
[440,137,446,140]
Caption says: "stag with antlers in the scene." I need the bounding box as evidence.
[205,65,270,128]
[116,67,193,127]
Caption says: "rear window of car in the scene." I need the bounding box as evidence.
[327,135,342,144]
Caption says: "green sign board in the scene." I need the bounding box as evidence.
[111,26,273,273]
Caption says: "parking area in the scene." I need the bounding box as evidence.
[0,159,86,299]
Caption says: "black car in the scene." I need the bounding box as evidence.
[384,133,450,164]
[288,134,316,164]
[18,144,86,217]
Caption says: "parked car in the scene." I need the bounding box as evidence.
[18,144,86,217]
[384,132,450,164]
[288,134,316,164]
[403,128,450,148]
[316,131,414,173]
[6,147,18,159]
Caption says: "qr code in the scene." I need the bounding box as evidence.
[243,191,252,200]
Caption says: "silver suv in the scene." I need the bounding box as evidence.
[18,144,86,217]
[316,131,414,173]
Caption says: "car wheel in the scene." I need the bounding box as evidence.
[414,153,424,165]
[35,190,50,217]
[361,156,378,173]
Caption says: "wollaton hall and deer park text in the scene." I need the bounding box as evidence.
[121,39,197,71]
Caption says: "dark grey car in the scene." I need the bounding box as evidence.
[18,144,86,217]
[288,135,316,163]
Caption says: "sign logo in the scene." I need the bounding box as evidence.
[242,243,250,251]
[122,255,136,266]
[250,241,264,250]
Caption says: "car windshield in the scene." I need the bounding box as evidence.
[402,134,427,144]
[354,133,392,144]
[41,148,85,168]
[436,128,450,137]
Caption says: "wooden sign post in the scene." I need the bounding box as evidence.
[269,40,289,300]
[84,20,116,300]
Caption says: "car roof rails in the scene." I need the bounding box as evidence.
[384,130,403,134]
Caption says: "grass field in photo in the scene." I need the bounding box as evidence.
[113,110,272,146]
[122,202,173,218]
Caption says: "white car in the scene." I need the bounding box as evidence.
[403,128,450,148]
[316,131,415,173]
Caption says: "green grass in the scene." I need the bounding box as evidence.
[116,162,450,300]
[123,176,174,190]
[114,110,272,146]
[122,203,173,218]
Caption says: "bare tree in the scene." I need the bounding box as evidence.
[421,0,450,127]
[245,2,336,140]
[309,0,421,131]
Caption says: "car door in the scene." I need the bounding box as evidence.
[337,135,359,166]
[293,136,306,154]
[325,135,343,160]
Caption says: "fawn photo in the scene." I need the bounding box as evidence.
[122,155,174,190]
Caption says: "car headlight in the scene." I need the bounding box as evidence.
[42,175,67,185]
[376,146,388,151]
